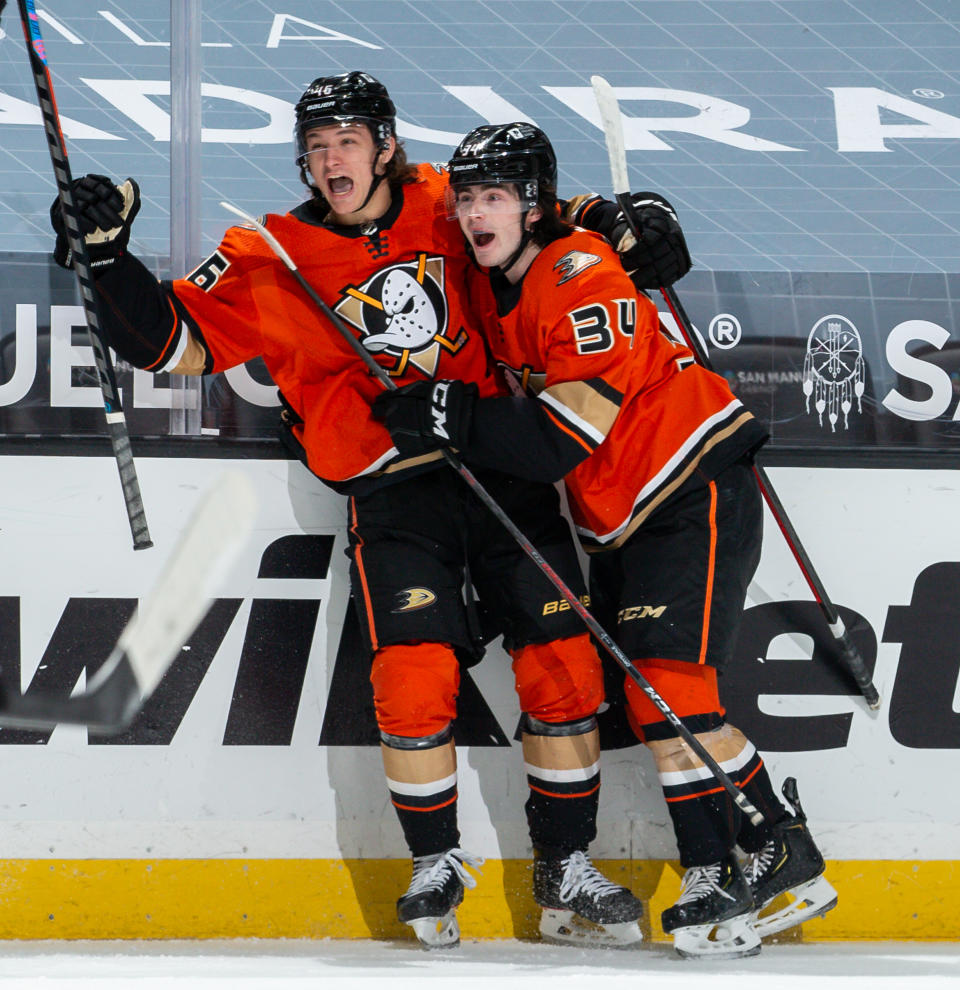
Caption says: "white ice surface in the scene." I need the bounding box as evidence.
[0,940,957,989]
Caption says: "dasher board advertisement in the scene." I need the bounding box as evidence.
[0,454,957,862]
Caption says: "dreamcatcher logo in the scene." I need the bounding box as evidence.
[802,314,865,431]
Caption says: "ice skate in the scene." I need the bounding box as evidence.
[661,854,760,959]
[744,778,838,938]
[534,848,643,947]
[396,848,484,949]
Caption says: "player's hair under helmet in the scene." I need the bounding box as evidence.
[448,122,560,273]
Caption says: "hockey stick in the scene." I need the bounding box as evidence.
[590,74,881,711]
[219,201,766,825]
[7,0,151,550]
[0,472,257,732]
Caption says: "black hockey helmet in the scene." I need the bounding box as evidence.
[294,71,396,164]
[447,122,558,209]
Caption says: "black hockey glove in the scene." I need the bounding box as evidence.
[50,173,141,273]
[609,192,691,290]
[371,379,478,458]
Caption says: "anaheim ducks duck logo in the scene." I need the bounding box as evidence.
[554,250,601,286]
[392,587,438,613]
[334,254,468,377]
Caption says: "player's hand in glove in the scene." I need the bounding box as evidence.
[567,190,691,290]
[608,192,691,289]
[371,379,478,458]
[50,173,141,273]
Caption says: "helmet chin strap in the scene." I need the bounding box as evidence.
[493,214,534,278]
[354,145,390,215]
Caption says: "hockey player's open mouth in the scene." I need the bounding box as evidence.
[474,232,494,248]
[329,176,354,196]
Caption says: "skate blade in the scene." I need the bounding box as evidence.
[540,908,643,948]
[406,911,461,949]
[672,914,761,960]
[753,874,838,939]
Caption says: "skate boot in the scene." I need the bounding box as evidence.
[744,777,838,938]
[661,854,760,959]
[397,848,484,949]
[533,848,643,947]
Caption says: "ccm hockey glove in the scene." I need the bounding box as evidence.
[609,192,691,289]
[50,173,141,273]
[372,379,478,458]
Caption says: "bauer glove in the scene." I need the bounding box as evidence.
[372,379,478,458]
[50,173,141,273]
[609,192,691,289]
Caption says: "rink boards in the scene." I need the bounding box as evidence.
[0,454,958,941]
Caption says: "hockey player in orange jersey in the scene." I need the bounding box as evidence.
[373,122,839,959]
[48,75,655,949]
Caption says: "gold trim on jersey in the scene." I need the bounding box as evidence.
[378,449,447,475]
[584,411,756,552]
[544,380,620,440]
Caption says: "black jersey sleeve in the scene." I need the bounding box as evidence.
[94,252,212,373]
[463,394,592,482]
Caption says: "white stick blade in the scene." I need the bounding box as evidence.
[590,75,630,196]
[112,471,258,698]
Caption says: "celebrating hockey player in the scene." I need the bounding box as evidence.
[48,74,656,949]
[373,122,839,959]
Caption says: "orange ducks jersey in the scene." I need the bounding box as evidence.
[158,164,501,492]
[467,228,767,549]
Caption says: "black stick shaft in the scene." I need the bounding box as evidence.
[15,0,152,550]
